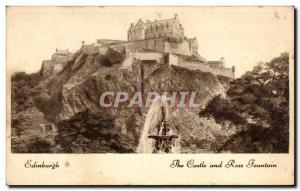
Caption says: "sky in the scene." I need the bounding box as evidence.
[7,6,294,77]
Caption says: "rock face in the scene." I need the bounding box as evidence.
[12,43,233,153]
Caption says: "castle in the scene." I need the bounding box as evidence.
[121,14,200,60]
[41,48,72,77]
[128,14,184,41]
[125,14,198,56]
[41,14,235,79]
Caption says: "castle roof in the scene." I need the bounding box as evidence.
[129,15,182,31]
[147,18,176,26]
[135,19,145,29]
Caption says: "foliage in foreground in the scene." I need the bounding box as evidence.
[200,52,289,153]
[55,110,136,153]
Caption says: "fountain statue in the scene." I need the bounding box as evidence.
[137,96,179,153]
[148,106,179,153]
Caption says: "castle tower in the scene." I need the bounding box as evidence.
[128,23,135,41]
[134,19,146,40]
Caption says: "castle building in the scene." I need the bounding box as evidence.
[41,15,235,79]
[52,48,72,63]
[41,48,72,77]
[123,15,234,78]
[128,14,184,41]
[125,15,199,58]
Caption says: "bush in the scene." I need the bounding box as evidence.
[55,110,136,153]
[26,136,51,153]
[11,72,42,113]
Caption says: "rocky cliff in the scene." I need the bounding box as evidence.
[11,44,234,153]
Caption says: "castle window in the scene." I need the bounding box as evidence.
[156,25,158,31]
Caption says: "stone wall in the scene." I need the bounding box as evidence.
[168,53,234,79]
[95,37,196,57]
[53,62,62,72]
[133,52,163,61]
[145,24,174,39]
[52,55,70,63]
[96,39,126,47]
[179,61,212,72]
[120,51,234,79]
[125,38,164,52]
[120,37,194,56]
[164,40,192,56]
[41,51,73,77]
[122,51,164,68]
[41,60,68,77]
[91,40,235,79]
[168,53,180,66]
[211,67,235,79]
[41,60,54,77]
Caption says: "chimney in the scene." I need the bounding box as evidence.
[174,14,178,19]
[131,23,134,27]
[56,48,58,52]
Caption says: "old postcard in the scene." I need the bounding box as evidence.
[6,6,294,185]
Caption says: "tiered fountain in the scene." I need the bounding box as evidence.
[137,96,179,153]
[148,106,178,153]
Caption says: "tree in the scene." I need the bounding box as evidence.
[11,72,42,113]
[55,110,136,153]
[200,52,290,153]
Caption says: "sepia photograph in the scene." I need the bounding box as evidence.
[6,6,295,185]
